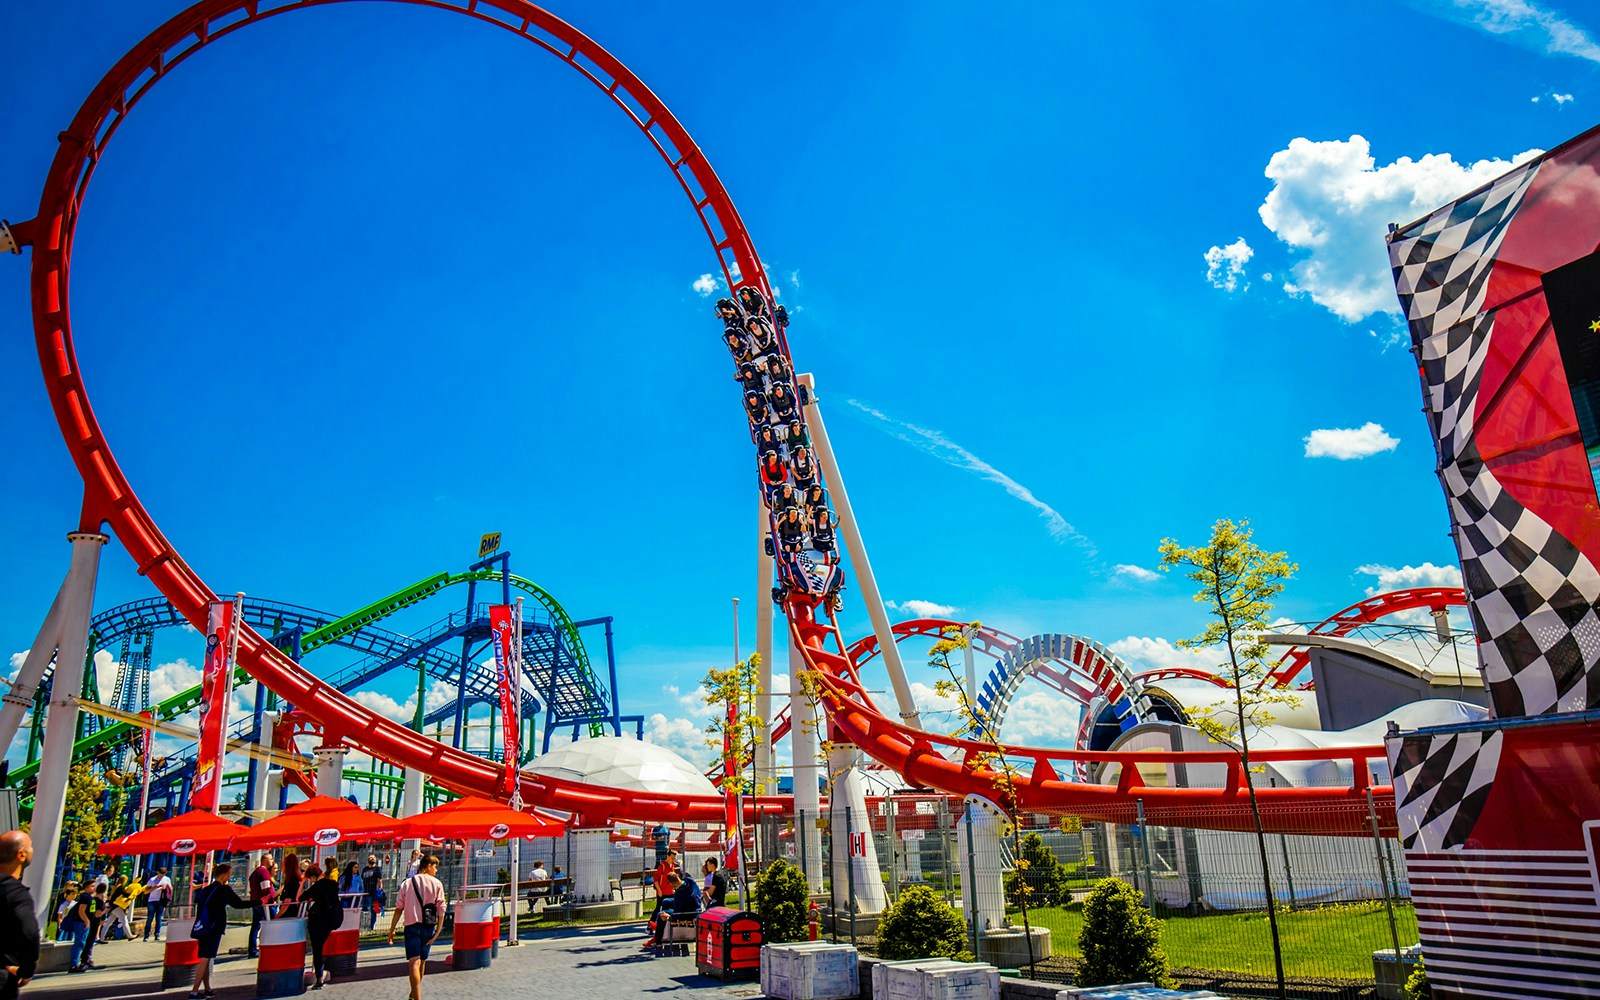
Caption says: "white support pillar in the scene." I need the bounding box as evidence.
[314,746,348,798]
[247,755,274,869]
[755,502,776,794]
[400,767,426,855]
[788,636,824,892]
[827,743,888,914]
[797,375,920,730]
[568,828,612,904]
[955,795,1011,939]
[963,626,978,706]
[23,531,108,929]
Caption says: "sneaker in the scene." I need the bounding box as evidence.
[311,984,322,992]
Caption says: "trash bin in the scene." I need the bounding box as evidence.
[161,918,200,989]
[255,916,308,998]
[695,907,763,981]
[323,924,359,977]
[451,899,498,971]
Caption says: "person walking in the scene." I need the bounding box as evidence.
[191,863,251,999]
[100,875,138,941]
[0,831,38,1000]
[246,856,277,958]
[302,863,343,990]
[386,854,447,1000]
[142,868,172,940]
[65,884,104,972]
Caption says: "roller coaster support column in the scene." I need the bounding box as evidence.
[798,376,921,729]
[755,502,775,792]
[314,746,348,803]
[955,795,1010,951]
[827,742,887,915]
[788,636,824,892]
[21,530,108,928]
[400,767,425,855]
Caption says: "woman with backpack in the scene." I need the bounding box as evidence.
[386,854,447,1000]
[301,862,343,990]
[190,863,251,1000]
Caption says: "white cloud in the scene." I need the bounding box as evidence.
[885,599,960,619]
[1107,635,1226,676]
[351,689,413,723]
[692,273,719,297]
[149,658,202,705]
[787,270,802,289]
[1257,135,1542,322]
[1112,564,1159,583]
[1355,561,1463,596]
[1303,421,1400,459]
[1203,237,1254,292]
[644,712,714,767]
[1555,92,1575,103]
[846,399,1095,552]
[1427,0,1600,62]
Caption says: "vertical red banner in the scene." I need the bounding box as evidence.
[723,699,740,871]
[488,604,520,796]
[190,599,235,812]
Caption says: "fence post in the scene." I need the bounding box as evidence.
[1365,787,1404,962]
[941,798,954,907]
[964,801,980,958]
[846,806,857,945]
[1134,798,1155,904]
[885,796,898,904]
[1269,777,1297,910]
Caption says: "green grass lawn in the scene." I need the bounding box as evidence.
[1020,900,1418,980]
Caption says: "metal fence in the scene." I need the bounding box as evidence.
[760,793,1412,987]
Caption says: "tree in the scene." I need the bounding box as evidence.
[1077,878,1171,988]
[927,623,1038,973]
[753,859,809,942]
[876,885,966,960]
[702,653,766,796]
[1004,832,1071,908]
[1159,518,1298,1000]
[63,762,105,878]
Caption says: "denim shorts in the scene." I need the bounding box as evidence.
[403,923,434,961]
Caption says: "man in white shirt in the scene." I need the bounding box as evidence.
[141,869,173,941]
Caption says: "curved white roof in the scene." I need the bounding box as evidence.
[526,736,717,798]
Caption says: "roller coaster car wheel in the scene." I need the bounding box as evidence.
[772,585,788,605]
[764,537,775,557]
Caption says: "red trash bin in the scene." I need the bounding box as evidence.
[695,907,764,981]
[161,919,200,988]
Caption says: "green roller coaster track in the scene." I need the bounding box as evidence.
[6,570,603,790]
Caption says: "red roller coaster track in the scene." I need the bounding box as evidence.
[17,0,1399,834]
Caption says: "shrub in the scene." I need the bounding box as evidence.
[1004,832,1072,909]
[1403,957,1430,1000]
[753,860,809,942]
[876,885,967,961]
[1076,878,1171,988]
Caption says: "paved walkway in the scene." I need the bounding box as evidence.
[22,925,764,1000]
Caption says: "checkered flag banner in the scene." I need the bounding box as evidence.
[1389,155,1600,720]
[1387,727,1503,850]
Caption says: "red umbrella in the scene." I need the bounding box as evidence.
[399,795,567,841]
[230,795,404,851]
[98,809,247,857]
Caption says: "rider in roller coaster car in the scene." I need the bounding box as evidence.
[776,508,807,555]
[760,451,787,486]
[724,329,752,363]
[716,297,742,326]
[744,390,768,425]
[789,446,817,487]
[745,315,776,354]
[735,359,764,393]
[737,286,769,318]
[775,303,789,330]
[769,382,797,422]
[754,425,782,454]
[764,353,791,382]
[771,483,801,513]
[803,483,828,513]
[783,419,808,447]
[809,508,837,555]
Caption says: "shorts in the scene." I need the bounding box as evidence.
[197,933,224,959]
[403,923,434,961]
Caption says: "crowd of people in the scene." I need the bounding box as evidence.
[719,286,844,604]
[640,847,729,951]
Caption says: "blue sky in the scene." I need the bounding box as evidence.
[3,0,1597,766]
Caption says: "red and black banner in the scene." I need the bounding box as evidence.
[190,599,235,812]
[488,604,521,797]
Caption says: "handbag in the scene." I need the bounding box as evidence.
[405,877,439,929]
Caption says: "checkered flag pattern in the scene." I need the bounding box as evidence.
[1389,158,1600,720]
[1387,727,1503,850]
